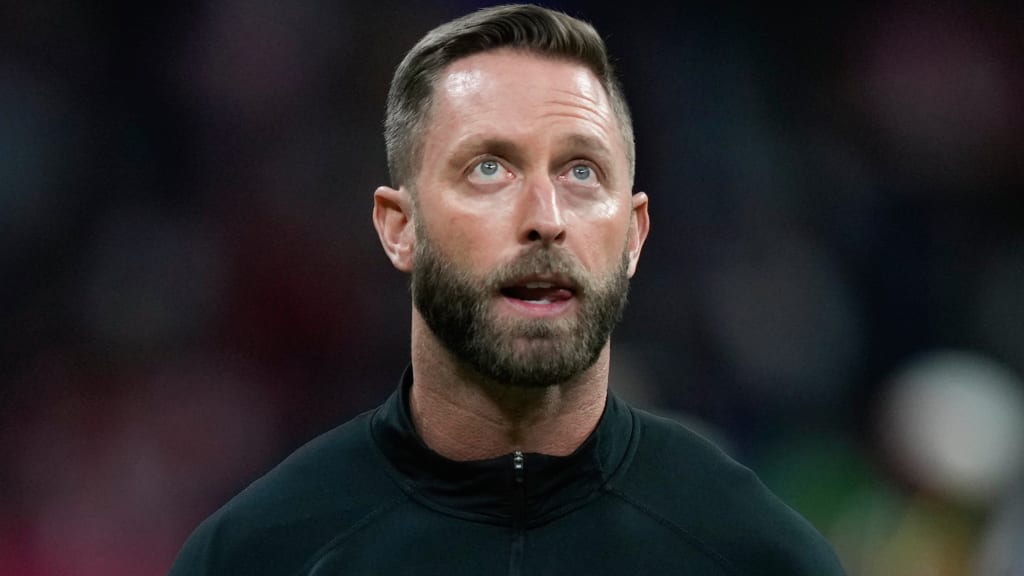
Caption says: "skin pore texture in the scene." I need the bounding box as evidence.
[373,49,650,461]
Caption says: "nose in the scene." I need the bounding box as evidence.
[518,174,566,245]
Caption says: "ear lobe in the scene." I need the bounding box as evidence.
[373,185,415,273]
[626,192,650,278]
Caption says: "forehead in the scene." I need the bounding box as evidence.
[439,49,608,107]
[423,49,624,160]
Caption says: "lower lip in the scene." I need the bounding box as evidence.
[499,295,575,318]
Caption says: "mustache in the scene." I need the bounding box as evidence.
[486,247,588,291]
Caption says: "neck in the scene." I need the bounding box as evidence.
[408,313,609,461]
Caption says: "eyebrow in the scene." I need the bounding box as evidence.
[559,133,613,157]
[450,133,614,164]
[451,137,520,161]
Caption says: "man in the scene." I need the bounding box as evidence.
[170,4,846,574]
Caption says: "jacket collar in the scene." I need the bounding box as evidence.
[370,366,634,526]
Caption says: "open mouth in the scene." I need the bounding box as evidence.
[499,277,576,304]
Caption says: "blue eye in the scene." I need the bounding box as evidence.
[572,165,592,181]
[470,159,506,183]
[566,164,599,186]
[479,160,499,176]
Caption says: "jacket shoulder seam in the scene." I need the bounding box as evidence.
[606,487,740,576]
[292,493,411,576]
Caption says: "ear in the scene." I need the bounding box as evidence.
[373,185,415,273]
[626,191,650,278]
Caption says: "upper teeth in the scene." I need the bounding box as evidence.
[524,282,554,289]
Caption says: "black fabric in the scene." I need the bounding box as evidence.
[169,369,847,575]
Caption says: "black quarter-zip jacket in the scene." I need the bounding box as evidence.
[169,370,846,575]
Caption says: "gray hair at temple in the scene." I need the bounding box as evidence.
[384,4,636,190]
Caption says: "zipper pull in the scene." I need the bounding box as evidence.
[513,450,525,484]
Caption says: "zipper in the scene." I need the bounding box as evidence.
[513,450,525,484]
[508,450,526,576]
[512,450,526,521]
[512,446,528,522]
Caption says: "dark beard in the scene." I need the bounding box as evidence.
[411,230,630,388]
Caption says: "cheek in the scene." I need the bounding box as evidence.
[564,190,628,228]
[422,207,504,265]
[590,197,623,221]
[571,212,631,269]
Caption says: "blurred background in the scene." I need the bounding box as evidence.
[2,1,1022,574]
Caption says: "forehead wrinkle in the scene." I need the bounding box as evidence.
[552,81,598,95]
[534,106,618,151]
[536,106,614,130]
[544,90,608,116]
[537,91,616,125]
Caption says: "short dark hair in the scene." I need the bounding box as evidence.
[384,4,635,188]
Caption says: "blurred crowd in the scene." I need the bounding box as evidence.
[1,1,1022,574]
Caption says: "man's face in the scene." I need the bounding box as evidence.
[408,49,649,387]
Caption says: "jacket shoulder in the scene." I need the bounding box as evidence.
[169,409,406,576]
[609,408,846,575]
